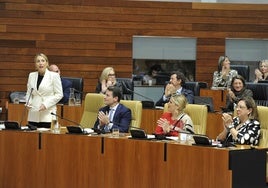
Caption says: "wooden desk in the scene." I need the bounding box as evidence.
[0,131,266,188]
[103,138,166,188]
[41,133,103,188]
[7,103,63,126]
[7,104,223,138]
[0,131,42,188]
[200,89,227,111]
[167,142,266,188]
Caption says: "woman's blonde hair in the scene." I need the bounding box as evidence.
[170,94,188,112]
[34,53,49,70]
[34,53,49,64]
[99,67,115,82]
[259,59,268,68]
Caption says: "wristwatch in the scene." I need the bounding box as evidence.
[227,124,234,131]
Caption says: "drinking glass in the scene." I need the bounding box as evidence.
[75,93,81,106]
[112,128,120,138]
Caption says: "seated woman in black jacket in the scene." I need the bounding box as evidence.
[226,75,253,112]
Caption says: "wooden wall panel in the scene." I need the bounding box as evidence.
[0,1,268,120]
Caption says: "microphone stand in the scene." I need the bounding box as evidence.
[121,82,155,108]
[51,112,85,134]
[19,88,34,128]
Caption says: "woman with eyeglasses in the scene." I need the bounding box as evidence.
[95,67,122,94]
[217,96,260,145]
[155,94,194,136]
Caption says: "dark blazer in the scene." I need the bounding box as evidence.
[93,103,132,133]
[60,78,72,104]
[155,87,194,107]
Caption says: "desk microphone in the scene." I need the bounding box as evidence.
[72,88,85,94]
[50,112,86,134]
[121,82,155,108]
[185,127,195,134]
[221,133,236,147]
[19,88,34,128]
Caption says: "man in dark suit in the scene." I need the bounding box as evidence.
[49,64,72,104]
[94,86,131,133]
[156,71,194,107]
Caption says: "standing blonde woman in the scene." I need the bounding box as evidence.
[26,53,63,128]
[155,94,194,136]
[95,67,122,94]
[254,59,268,83]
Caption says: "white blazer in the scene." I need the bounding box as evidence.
[26,69,63,123]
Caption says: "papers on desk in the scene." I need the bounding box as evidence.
[37,128,50,132]
[211,86,226,90]
[166,136,179,141]
[127,134,156,139]
[84,128,94,134]
[21,126,29,130]
[128,134,178,141]
[0,123,5,130]
[147,134,156,139]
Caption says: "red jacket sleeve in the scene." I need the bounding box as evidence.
[155,112,172,135]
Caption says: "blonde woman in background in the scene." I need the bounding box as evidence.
[155,94,194,136]
[95,67,123,94]
[26,53,63,128]
[254,59,268,83]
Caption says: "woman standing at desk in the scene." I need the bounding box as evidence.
[26,53,63,128]
[217,96,260,145]
[155,94,194,136]
[212,56,238,88]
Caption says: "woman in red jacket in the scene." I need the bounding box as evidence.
[155,94,194,136]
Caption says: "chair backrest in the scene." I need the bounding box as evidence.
[198,82,208,89]
[120,100,142,128]
[184,82,200,96]
[164,103,208,134]
[246,82,268,106]
[116,78,134,100]
[230,64,250,81]
[62,76,84,93]
[257,106,268,148]
[80,93,105,128]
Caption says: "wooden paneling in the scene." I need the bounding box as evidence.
[1,1,268,120]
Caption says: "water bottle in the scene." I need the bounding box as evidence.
[51,115,60,134]
[68,88,76,106]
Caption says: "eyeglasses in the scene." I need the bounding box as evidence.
[236,105,247,109]
[108,74,115,77]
